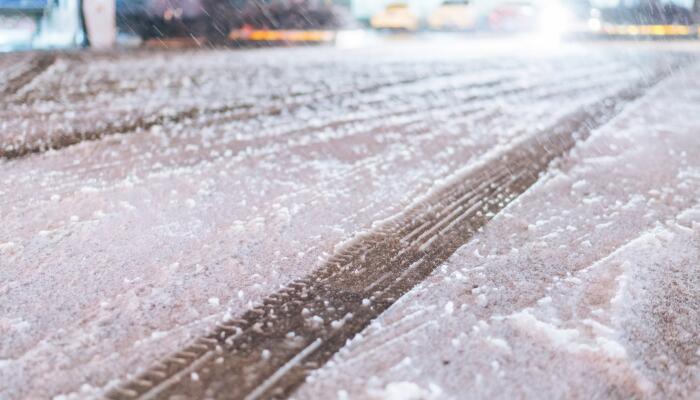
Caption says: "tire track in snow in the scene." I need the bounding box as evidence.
[0,62,634,219]
[0,53,55,99]
[0,65,473,160]
[0,52,632,161]
[104,61,686,400]
[30,59,635,185]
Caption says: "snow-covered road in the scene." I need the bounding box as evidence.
[297,60,700,400]
[1,38,699,399]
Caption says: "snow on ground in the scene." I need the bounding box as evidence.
[295,61,700,399]
[0,42,695,399]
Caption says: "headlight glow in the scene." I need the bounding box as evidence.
[539,5,571,37]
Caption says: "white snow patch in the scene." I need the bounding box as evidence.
[444,301,454,315]
[485,336,511,353]
[369,381,442,400]
[508,309,580,348]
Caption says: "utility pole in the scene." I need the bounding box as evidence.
[82,0,116,48]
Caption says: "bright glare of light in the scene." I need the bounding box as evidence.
[538,3,571,39]
[588,18,602,32]
[335,30,371,49]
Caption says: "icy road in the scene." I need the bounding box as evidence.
[1,38,699,399]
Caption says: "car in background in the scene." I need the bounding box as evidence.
[1,0,85,50]
[0,0,47,49]
[554,0,699,38]
[0,0,46,19]
[117,0,345,43]
[593,0,698,37]
[116,0,210,40]
[428,0,477,31]
[488,1,539,32]
[370,3,419,31]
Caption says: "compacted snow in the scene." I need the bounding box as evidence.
[295,61,700,400]
[0,40,698,399]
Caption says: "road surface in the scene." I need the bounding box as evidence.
[1,36,699,399]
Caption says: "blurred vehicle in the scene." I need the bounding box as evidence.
[224,0,346,44]
[0,0,47,49]
[594,0,698,37]
[238,0,343,29]
[116,0,210,40]
[428,0,476,31]
[370,3,419,31]
[1,0,85,50]
[117,0,345,43]
[489,1,539,32]
[0,0,46,18]
[554,0,699,38]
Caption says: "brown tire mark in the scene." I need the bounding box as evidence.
[0,54,654,161]
[0,53,55,98]
[0,102,258,159]
[0,67,472,160]
[104,61,687,400]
